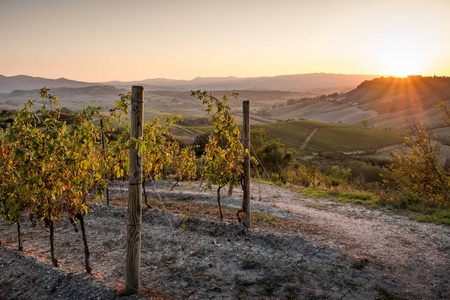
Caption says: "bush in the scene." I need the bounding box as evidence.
[270,172,283,185]
[282,164,319,188]
[347,161,387,184]
[387,118,450,208]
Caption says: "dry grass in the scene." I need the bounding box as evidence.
[103,195,316,233]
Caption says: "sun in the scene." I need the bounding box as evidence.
[379,48,425,77]
[376,31,429,77]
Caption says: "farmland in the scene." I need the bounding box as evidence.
[252,119,404,153]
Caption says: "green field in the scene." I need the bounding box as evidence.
[175,119,404,153]
[252,119,404,152]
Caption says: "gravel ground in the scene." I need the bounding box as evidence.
[0,180,448,299]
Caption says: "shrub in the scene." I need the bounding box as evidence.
[387,118,450,208]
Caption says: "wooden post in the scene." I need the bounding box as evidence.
[242,100,251,228]
[125,86,144,295]
[100,118,109,206]
[228,183,233,196]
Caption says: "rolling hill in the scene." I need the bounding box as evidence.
[268,76,450,132]
[0,75,94,94]
[253,119,404,153]
[0,73,378,117]
[2,74,449,136]
[0,86,129,111]
[343,76,450,114]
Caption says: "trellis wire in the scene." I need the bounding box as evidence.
[249,142,306,237]
[144,158,200,299]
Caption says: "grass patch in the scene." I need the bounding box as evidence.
[394,205,450,225]
[298,187,450,225]
[299,188,379,205]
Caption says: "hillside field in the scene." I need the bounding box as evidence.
[169,119,404,154]
[248,120,403,153]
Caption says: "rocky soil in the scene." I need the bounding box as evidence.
[0,180,448,299]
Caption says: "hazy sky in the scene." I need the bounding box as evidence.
[1,0,449,82]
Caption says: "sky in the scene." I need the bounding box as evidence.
[1,0,449,82]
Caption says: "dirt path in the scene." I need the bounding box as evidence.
[0,181,448,299]
[300,128,318,150]
[342,144,403,155]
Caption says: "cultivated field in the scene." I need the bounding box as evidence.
[252,120,404,153]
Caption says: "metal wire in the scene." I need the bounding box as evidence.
[144,158,200,298]
[249,142,306,238]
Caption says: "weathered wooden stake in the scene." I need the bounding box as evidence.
[242,100,251,228]
[125,86,144,295]
[100,118,109,206]
[228,183,233,196]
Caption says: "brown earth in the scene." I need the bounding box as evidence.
[0,180,449,299]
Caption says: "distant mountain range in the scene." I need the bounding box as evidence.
[106,73,379,92]
[0,73,379,94]
[0,75,94,94]
[1,74,450,133]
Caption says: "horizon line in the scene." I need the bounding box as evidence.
[0,72,388,84]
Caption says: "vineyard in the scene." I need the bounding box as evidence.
[1,88,449,299]
[0,87,250,296]
[1,180,449,299]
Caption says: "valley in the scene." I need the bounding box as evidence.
[2,74,449,162]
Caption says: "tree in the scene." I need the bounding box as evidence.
[387,116,450,207]
[437,101,450,126]
[250,128,293,178]
[191,91,245,221]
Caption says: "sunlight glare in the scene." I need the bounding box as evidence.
[376,32,429,77]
